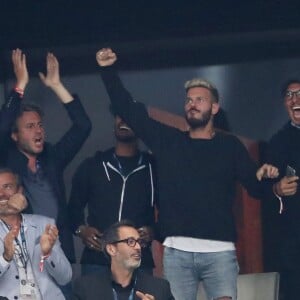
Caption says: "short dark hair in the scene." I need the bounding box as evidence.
[281,79,300,97]
[0,168,21,188]
[102,220,136,257]
[11,104,44,133]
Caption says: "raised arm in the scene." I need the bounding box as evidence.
[39,53,92,168]
[0,49,28,163]
[96,48,180,154]
[12,48,29,91]
[39,53,73,103]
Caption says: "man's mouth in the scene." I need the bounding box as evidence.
[0,199,8,205]
[292,106,300,119]
[34,137,43,146]
[119,125,131,131]
[131,252,141,260]
[188,109,200,116]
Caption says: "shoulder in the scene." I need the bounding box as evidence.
[77,150,108,169]
[76,273,105,283]
[23,214,55,226]
[269,122,292,144]
[215,131,242,146]
[75,273,109,288]
[140,151,155,164]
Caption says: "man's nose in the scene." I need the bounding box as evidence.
[34,125,42,133]
[134,242,141,250]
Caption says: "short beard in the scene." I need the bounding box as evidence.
[185,110,211,129]
[115,134,137,143]
[124,258,141,271]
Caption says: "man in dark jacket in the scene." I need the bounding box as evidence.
[68,110,156,275]
[0,49,92,265]
[72,220,174,300]
[266,79,300,300]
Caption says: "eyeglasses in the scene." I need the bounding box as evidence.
[285,90,300,100]
[111,237,147,248]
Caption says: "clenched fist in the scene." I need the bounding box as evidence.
[96,48,117,67]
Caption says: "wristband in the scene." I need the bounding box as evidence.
[39,253,50,272]
[14,86,24,98]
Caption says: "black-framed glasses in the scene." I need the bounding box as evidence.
[285,90,300,99]
[111,237,147,248]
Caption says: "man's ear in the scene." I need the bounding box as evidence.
[17,186,23,194]
[106,244,116,256]
[212,102,220,116]
[11,132,17,142]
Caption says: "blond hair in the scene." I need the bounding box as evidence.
[184,78,219,103]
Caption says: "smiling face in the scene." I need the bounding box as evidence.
[11,111,45,158]
[114,115,136,143]
[0,172,26,216]
[184,87,219,129]
[284,82,300,125]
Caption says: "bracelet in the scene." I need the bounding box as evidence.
[14,86,24,98]
[272,184,284,214]
[39,253,50,272]
[75,225,86,236]
[3,254,12,263]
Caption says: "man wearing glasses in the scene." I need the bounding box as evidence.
[266,80,300,300]
[73,220,174,300]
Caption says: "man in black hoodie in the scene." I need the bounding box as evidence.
[69,109,157,275]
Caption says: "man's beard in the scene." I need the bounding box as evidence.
[123,257,141,271]
[185,109,212,129]
[115,134,137,143]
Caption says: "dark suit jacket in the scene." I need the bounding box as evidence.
[1,90,92,262]
[72,270,175,300]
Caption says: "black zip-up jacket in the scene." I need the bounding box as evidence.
[68,148,156,267]
[1,90,92,262]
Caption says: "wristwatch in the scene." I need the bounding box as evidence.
[75,225,85,236]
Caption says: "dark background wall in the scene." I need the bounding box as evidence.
[1,1,300,271]
[2,54,300,184]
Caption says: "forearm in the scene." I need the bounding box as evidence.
[54,96,91,167]
[100,66,136,115]
[100,65,174,151]
[100,66,152,136]
[68,195,87,233]
[49,82,73,103]
[44,244,72,285]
